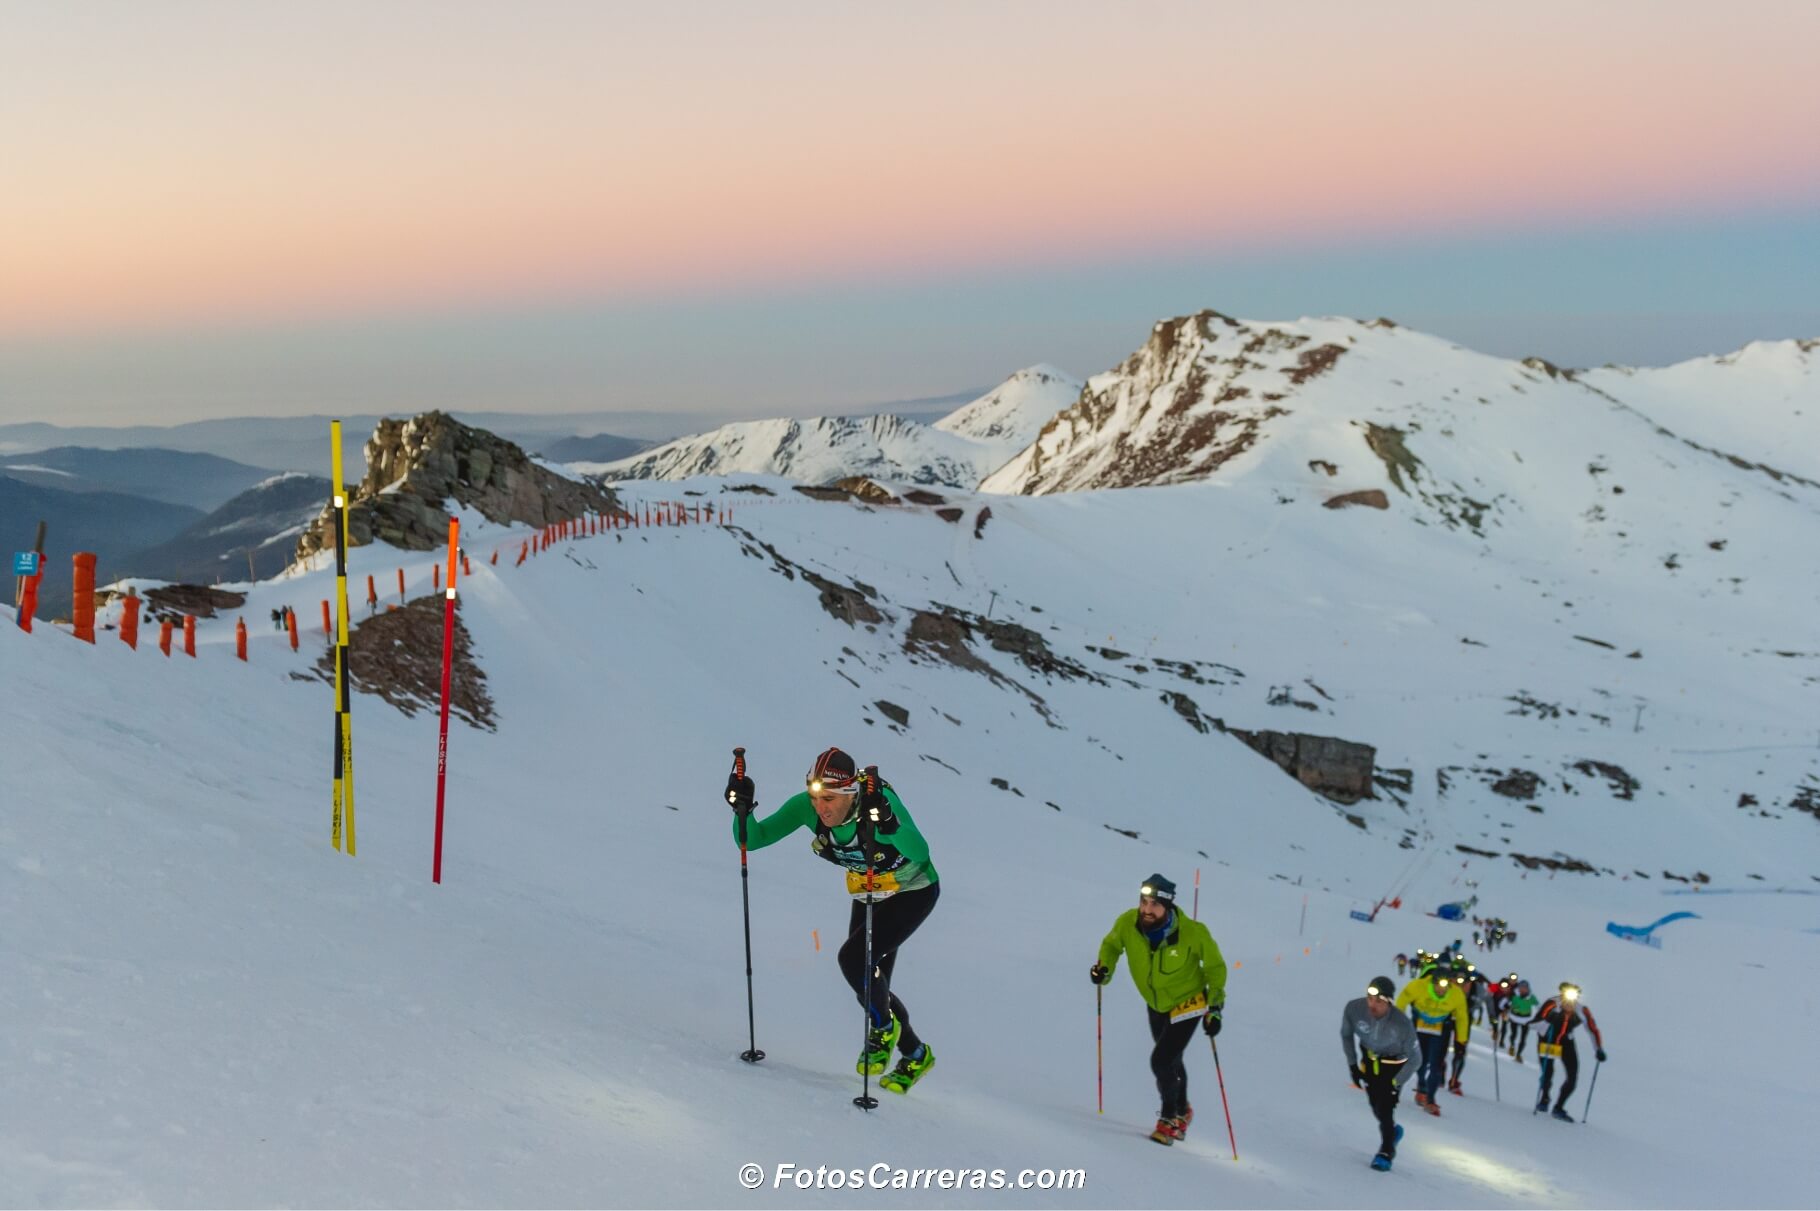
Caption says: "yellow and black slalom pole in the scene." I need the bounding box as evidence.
[330,421,357,854]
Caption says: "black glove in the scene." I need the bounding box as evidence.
[1090,963,1111,986]
[859,766,896,830]
[726,774,755,814]
[1349,1063,1364,1089]
[1596,1048,1607,1063]
[1202,1007,1223,1037]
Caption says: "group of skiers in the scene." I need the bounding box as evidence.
[1473,916,1516,949]
[1344,950,1608,1170]
[722,744,1603,1173]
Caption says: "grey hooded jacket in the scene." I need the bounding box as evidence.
[1341,997,1419,1088]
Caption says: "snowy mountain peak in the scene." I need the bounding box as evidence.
[933,365,1083,448]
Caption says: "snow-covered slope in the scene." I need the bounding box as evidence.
[581,369,1080,490]
[4,430,1817,1205]
[981,313,1820,502]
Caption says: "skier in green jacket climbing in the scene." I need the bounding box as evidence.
[728,746,939,1093]
[1092,874,1228,1144]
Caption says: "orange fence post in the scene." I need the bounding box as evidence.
[461,553,471,578]
[235,616,248,661]
[71,552,97,642]
[287,605,300,651]
[183,614,197,657]
[490,548,498,565]
[397,567,406,604]
[158,617,173,655]
[120,594,141,649]
[321,599,331,636]
[433,563,440,591]
[516,541,527,566]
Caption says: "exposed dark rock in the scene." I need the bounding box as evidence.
[1323,489,1389,510]
[874,700,910,727]
[143,584,246,622]
[1491,769,1542,799]
[313,594,494,729]
[803,571,886,627]
[1458,844,1502,858]
[903,489,947,506]
[1161,690,1212,733]
[295,412,619,560]
[1285,343,1348,385]
[832,477,898,503]
[973,506,992,538]
[1104,824,1140,840]
[1229,728,1376,803]
[1309,459,1338,477]
[934,507,965,523]
[1572,760,1640,800]
[1510,852,1596,874]
[793,484,852,502]
[726,483,775,495]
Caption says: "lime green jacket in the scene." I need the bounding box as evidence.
[1097,908,1228,1015]
[732,787,938,894]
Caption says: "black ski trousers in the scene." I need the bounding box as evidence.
[1538,1037,1580,1110]
[839,882,940,1053]
[1145,1008,1199,1119]
[1362,1061,1406,1157]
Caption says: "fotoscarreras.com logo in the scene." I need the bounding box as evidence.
[737,1162,1086,1192]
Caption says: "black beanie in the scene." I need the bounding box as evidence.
[1367,975,1397,1000]
[1140,873,1177,903]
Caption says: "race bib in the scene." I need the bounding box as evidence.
[1538,1041,1563,1059]
[845,869,900,898]
[1169,992,1208,1023]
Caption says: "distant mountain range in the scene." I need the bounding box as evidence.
[118,472,332,586]
[0,446,280,512]
[581,367,1083,488]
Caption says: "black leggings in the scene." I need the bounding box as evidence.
[1146,1008,1200,1119]
[1363,1063,1406,1156]
[838,883,940,1053]
[1539,1038,1580,1110]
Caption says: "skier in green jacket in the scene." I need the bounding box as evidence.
[1091,874,1228,1144]
[728,746,939,1093]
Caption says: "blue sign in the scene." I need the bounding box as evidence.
[1350,910,1375,923]
[13,551,39,576]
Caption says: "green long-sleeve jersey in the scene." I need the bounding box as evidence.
[732,786,938,896]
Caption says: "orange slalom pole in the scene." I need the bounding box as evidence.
[71,552,97,642]
[235,616,248,661]
[287,606,300,651]
[321,599,331,636]
[397,567,406,604]
[120,594,141,649]
[366,574,377,610]
[183,615,196,657]
[159,618,173,656]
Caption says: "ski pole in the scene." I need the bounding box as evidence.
[1492,1021,1501,1103]
[1581,1056,1602,1124]
[1096,983,1104,1115]
[728,747,764,1064]
[1209,1036,1238,1162]
[854,767,880,1111]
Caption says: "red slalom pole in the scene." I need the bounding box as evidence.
[431,516,459,883]
[1211,1037,1239,1161]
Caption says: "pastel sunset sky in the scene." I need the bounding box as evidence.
[2,0,1817,426]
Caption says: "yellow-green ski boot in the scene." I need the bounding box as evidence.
[880,1044,935,1093]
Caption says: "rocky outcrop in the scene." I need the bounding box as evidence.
[1323,489,1389,510]
[1228,727,1377,804]
[294,412,620,559]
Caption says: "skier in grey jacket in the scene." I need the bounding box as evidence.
[1342,976,1420,1171]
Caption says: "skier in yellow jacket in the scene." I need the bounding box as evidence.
[1395,960,1469,1115]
